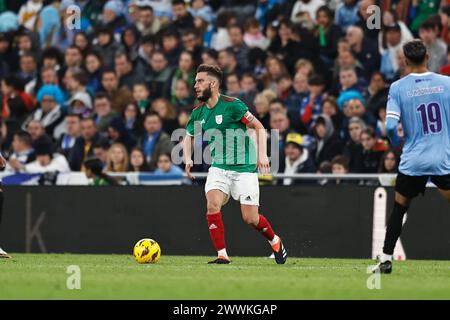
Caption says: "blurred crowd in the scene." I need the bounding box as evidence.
[0,0,449,185]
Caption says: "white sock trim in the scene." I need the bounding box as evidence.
[269,235,280,246]
[381,253,393,262]
[218,248,229,259]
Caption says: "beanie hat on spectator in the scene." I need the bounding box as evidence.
[104,0,124,16]
[0,11,19,33]
[37,85,65,106]
[337,90,365,110]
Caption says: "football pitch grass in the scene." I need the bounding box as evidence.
[1,254,450,299]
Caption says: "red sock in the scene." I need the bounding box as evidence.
[206,212,226,251]
[254,214,275,241]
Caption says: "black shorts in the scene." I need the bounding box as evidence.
[395,172,450,199]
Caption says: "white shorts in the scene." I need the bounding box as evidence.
[205,167,260,206]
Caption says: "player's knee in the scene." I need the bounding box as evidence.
[206,201,221,214]
[242,214,258,226]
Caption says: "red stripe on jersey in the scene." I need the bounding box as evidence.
[241,111,254,124]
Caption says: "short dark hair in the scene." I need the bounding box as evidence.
[403,39,427,66]
[331,155,349,171]
[94,92,111,102]
[72,69,89,86]
[13,130,32,146]
[144,111,161,123]
[419,19,436,31]
[196,64,223,84]
[102,68,117,77]
[139,5,154,12]
[361,127,376,139]
[93,139,110,151]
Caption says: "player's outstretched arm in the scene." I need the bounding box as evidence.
[182,135,195,180]
[245,113,270,174]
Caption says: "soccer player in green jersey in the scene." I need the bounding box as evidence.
[183,64,287,264]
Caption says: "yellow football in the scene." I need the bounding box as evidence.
[133,238,161,264]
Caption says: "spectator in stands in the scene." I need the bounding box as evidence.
[132,82,151,114]
[94,27,122,69]
[23,84,65,139]
[17,53,38,92]
[67,91,93,119]
[145,50,173,99]
[225,73,241,97]
[64,46,84,70]
[1,75,31,133]
[254,90,276,129]
[227,24,250,71]
[243,17,270,50]
[269,111,292,152]
[359,127,388,173]
[239,73,258,113]
[218,48,244,78]
[378,149,399,174]
[161,29,183,68]
[170,51,196,105]
[114,51,143,90]
[136,5,161,37]
[107,117,136,152]
[101,69,134,114]
[343,116,366,173]
[334,0,360,32]
[298,74,326,132]
[181,29,203,66]
[262,56,289,92]
[25,119,48,145]
[314,5,342,70]
[380,24,405,81]
[106,142,129,173]
[4,131,35,173]
[365,71,388,118]
[419,19,448,73]
[122,102,144,140]
[291,0,325,24]
[93,92,118,133]
[69,117,100,171]
[438,47,450,75]
[346,26,380,79]
[312,114,343,166]
[171,0,196,30]
[120,25,141,63]
[331,155,350,185]
[279,133,316,185]
[129,147,151,172]
[14,140,70,174]
[56,113,80,159]
[151,98,179,135]
[74,32,91,57]
[321,96,344,134]
[154,152,184,176]
[84,157,119,186]
[92,139,110,170]
[85,50,103,93]
[138,112,173,170]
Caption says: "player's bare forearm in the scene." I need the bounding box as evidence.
[246,117,270,173]
[182,135,195,179]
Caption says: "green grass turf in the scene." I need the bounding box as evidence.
[1,254,450,299]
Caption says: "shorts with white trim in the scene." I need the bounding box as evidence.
[205,167,259,206]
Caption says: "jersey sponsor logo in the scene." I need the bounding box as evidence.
[245,195,252,201]
[215,115,223,124]
[406,86,444,97]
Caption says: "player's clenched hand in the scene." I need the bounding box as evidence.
[185,159,195,180]
[257,155,270,174]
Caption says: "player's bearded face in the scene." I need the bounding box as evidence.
[197,83,212,102]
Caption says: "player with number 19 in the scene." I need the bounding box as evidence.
[373,40,450,274]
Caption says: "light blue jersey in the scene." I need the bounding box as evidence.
[387,72,450,176]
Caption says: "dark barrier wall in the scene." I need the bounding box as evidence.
[0,186,448,259]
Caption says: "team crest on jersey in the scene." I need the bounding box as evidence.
[215,115,223,124]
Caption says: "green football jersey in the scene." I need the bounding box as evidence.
[186,95,257,173]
